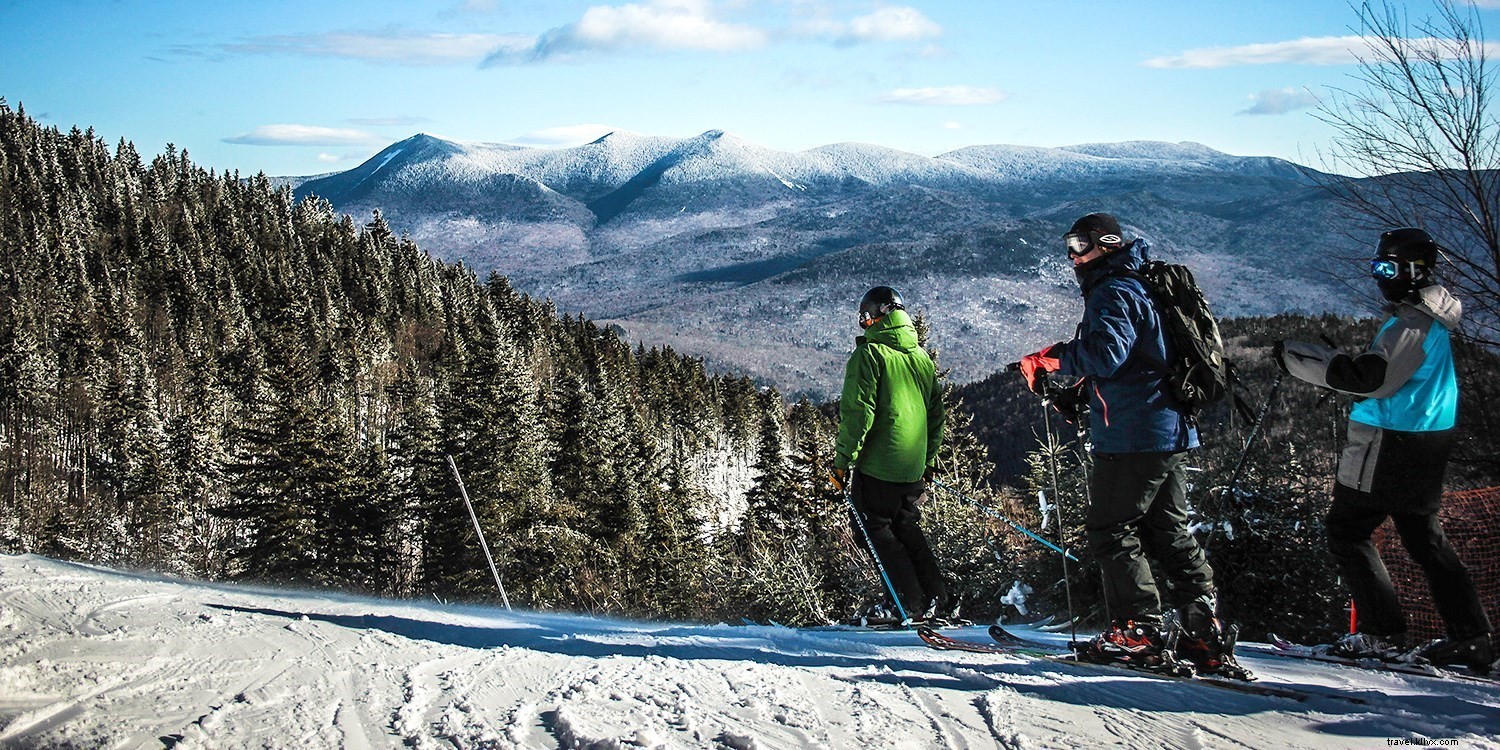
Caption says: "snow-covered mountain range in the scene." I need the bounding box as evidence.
[6,554,1497,748]
[292,131,1366,397]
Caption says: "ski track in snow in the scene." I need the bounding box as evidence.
[1,554,1499,749]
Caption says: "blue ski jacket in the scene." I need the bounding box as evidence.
[1055,240,1199,454]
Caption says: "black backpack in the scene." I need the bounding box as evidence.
[1127,261,1236,419]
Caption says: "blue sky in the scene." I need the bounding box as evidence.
[3,0,1496,177]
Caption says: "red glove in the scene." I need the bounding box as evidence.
[1019,343,1065,394]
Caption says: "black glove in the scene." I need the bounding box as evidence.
[1271,340,1289,375]
[1051,378,1087,419]
[922,465,936,483]
[830,467,848,492]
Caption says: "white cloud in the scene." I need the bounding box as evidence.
[485,1,941,64]
[574,0,765,49]
[508,124,620,147]
[942,121,963,130]
[878,86,1006,106]
[224,32,533,66]
[224,125,382,147]
[847,7,942,42]
[490,0,766,64]
[1144,36,1370,68]
[789,5,942,45]
[1146,34,1500,68]
[1238,87,1321,116]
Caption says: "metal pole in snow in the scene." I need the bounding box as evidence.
[447,454,512,610]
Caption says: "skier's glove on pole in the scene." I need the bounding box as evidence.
[829,468,848,492]
[1050,378,1088,423]
[1019,343,1064,394]
[1271,340,1290,375]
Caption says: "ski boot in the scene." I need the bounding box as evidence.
[1073,619,1194,676]
[1167,595,1255,681]
[1416,633,1495,674]
[851,601,904,629]
[918,596,971,628]
[1323,632,1409,661]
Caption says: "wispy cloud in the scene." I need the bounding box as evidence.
[317,150,372,164]
[508,124,620,147]
[488,0,765,64]
[790,5,942,45]
[346,115,431,127]
[846,7,942,42]
[1144,36,1370,68]
[878,86,1006,106]
[224,125,382,147]
[484,1,942,65]
[1238,87,1320,116]
[221,32,533,66]
[1146,34,1500,69]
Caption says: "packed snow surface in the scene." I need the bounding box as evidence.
[2,554,1497,749]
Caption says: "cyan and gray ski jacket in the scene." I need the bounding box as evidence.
[1278,283,1461,492]
[834,308,945,483]
[1055,240,1199,454]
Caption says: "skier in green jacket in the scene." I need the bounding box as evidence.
[833,286,948,619]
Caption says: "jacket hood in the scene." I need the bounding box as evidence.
[1077,238,1150,293]
[1404,283,1463,328]
[857,308,921,352]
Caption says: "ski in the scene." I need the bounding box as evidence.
[915,626,1335,703]
[796,616,974,632]
[1257,635,1498,686]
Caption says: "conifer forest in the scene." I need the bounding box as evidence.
[2,101,1496,641]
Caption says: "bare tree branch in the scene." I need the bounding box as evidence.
[1310,0,1500,349]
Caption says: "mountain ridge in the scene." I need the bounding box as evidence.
[290,130,1364,399]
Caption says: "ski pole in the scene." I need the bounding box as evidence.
[1012,361,1082,642]
[1205,371,1284,555]
[1046,400,1083,644]
[928,479,1079,562]
[1223,371,1285,504]
[831,471,910,623]
[447,454,512,610]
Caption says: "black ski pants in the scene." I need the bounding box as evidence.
[1086,450,1214,624]
[851,470,946,615]
[1326,427,1491,640]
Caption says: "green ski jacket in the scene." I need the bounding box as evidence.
[834,309,945,483]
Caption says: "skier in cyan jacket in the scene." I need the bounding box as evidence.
[1021,213,1244,677]
[833,286,947,621]
[1276,227,1493,672]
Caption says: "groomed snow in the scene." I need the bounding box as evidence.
[2,554,1496,749]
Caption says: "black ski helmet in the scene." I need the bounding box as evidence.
[858,286,905,328]
[1373,227,1440,301]
[1063,212,1128,273]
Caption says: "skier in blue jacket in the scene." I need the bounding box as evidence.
[1020,213,1241,677]
[1276,227,1493,671]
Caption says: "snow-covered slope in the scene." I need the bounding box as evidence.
[3,554,1497,749]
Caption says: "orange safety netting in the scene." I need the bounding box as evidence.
[1373,485,1500,641]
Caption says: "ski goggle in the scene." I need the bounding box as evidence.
[1370,258,1424,280]
[1064,233,1093,257]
